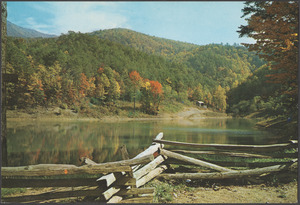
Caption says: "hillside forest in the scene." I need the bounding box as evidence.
[6,32,263,114]
[4,1,298,134]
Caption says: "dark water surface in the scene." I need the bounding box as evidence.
[5,118,282,166]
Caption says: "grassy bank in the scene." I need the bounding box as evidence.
[6,100,180,121]
[6,100,228,122]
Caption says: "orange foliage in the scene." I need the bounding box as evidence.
[79,73,95,97]
[243,1,298,96]
[129,70,143,88]
[98,67,104,74]
[149,80,163,96]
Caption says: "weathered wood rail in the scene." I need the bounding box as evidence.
[153,139,298,152]
[1,132,167,203]
[155,138,297,182]
[1,132,297,203]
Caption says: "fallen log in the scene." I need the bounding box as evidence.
[159,162,298,180]
[154,139,297,152]
[1,164,132,177]
[160,149,232,172]
[171,150,272,158]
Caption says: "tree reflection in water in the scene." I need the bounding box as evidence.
[6,119,277,166]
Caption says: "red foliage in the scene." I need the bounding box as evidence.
[129,71,143,87]
[79,73,89,97]
[149,81,163,96]
[98,67,104,74]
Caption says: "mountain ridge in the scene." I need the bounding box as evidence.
[90,28,200,58]
[7,21,57,38]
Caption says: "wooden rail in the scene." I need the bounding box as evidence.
[1,164,132,177]
[2,132,297,203]
[159,161,298,180]
[153,139,298,152]
[97,132,167,203]
[1,132,167,203]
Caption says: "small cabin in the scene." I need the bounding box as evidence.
[196,101,207,108]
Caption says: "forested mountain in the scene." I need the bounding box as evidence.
[6,28,266,114]
[7,21,57,38]
[91,28,265,90]
[91,28,199,58]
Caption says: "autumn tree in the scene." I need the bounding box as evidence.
[213,85,227,112]
[140,79,163,115]
[238,1,298,114]
[188,84,204,102]
[129,70,143,113]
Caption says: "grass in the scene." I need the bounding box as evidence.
[1,188,27,197]
[146,179,195,203]
[160,100,185,113]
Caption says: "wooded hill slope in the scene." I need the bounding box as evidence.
[6,28,265,114]
[91,28,265,89]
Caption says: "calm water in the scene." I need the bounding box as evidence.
[5,118,283,167]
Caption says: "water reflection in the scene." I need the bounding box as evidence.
[6,118,279,167]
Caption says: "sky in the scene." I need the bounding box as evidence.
[7,1,255,45]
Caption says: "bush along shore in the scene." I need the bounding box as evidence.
[6,101,228,122]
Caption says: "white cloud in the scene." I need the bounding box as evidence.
[26,17,47,29]
[39,2,129,35]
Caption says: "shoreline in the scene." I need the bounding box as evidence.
[6,106,231,123]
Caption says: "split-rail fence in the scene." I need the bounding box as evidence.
[1,132,297,203]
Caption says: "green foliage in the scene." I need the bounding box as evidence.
[227,64,295,118]
[1,188,27,197]
[6,29,266,114]
[147,180,174,203]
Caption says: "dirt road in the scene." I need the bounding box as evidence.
[159,107,228,119]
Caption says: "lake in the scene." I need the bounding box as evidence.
[4,118,283,167]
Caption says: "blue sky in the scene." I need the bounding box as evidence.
[7,1,255,45]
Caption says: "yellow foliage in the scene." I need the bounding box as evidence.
[145,81,151,90]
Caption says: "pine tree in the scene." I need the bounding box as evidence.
[238,1,298,113]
